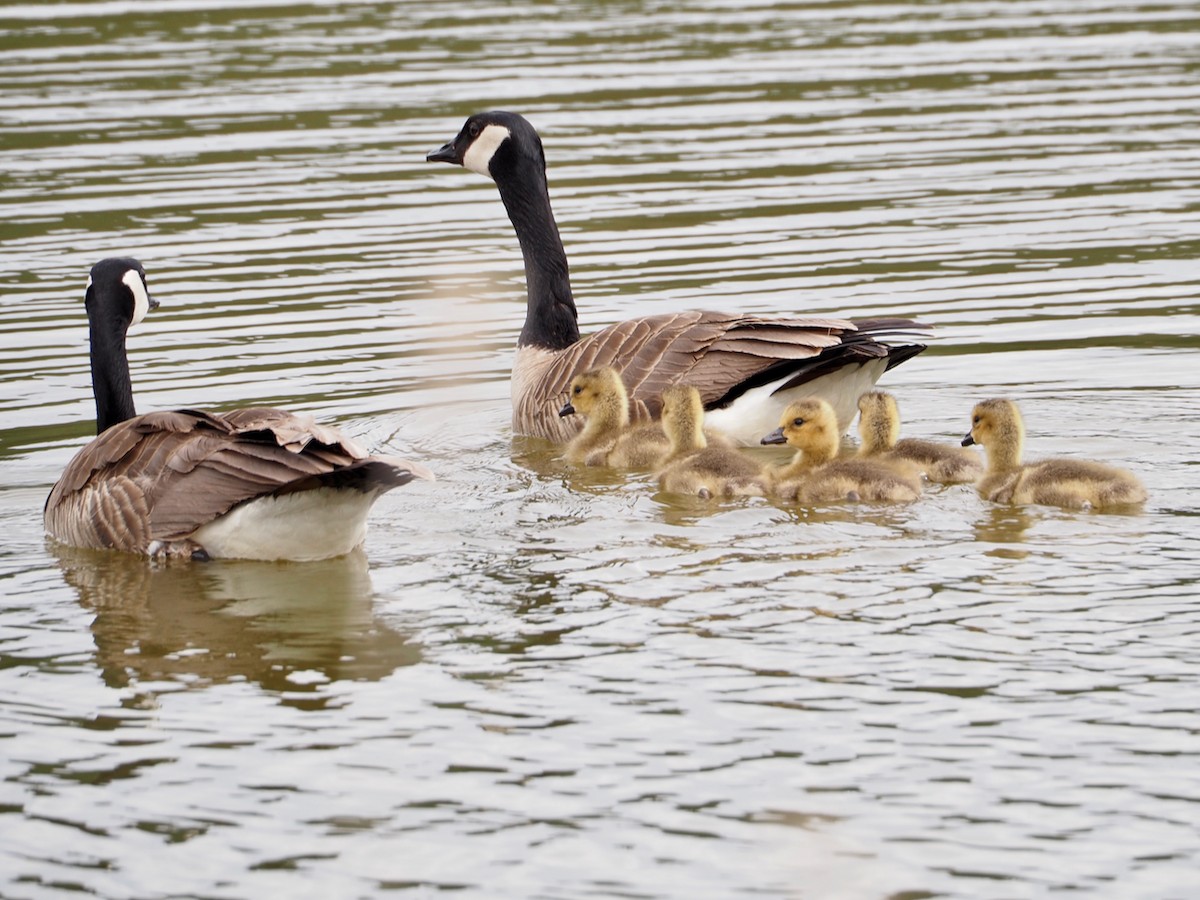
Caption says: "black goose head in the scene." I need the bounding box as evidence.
[83,257,160,434]
[87,256,159,331]
[426,111,546,182]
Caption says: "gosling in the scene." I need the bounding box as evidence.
[857,390,983,484]
[962,399,1146,509]
[762,397,922,503]
[557,366,726,469]
[657,385,767,498]
[558,367,644,465]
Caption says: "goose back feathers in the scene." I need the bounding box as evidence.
[515,311,923,445]
[44,407,426,559]
[427,111,929,446]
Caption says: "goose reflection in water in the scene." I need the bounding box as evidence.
[50,546,421,703]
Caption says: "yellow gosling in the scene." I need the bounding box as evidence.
[657,385,767,498]
[962,399,1146,509]
[557,366,729,469]
[606,423,672,469]
[762,397,922,503]
[558,367,630,465]
[857,390,983,484]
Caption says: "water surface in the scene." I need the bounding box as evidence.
[2,1,1199,897]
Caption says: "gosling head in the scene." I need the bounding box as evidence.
[962,398,1025,468]
[761,397,839,462]
[857,390,901,454]
[426,111,545,182]
[558,367,629,424]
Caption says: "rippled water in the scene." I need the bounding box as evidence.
[2,1,1199,896]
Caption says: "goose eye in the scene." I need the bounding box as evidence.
[468,121,481,138]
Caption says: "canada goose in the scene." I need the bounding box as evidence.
[426,111,930,446]
[857,390,983,484]
[962,399,1146,509]
[43,258,433,561]
[762,397,921,503]
[657,385,768,498]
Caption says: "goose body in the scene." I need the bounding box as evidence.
[427,112,929,446]
[656,385,768,498]
[857,390,983,484]
[962,399,1146,509]
[762,397,921,503]
[44,258,432,561]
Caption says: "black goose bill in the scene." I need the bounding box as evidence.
[761,427,787,446]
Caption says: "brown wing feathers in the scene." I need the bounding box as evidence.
[539,311,856,414]
[45,409,417,552]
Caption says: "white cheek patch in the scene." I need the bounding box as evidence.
[462,124,511,179]
[86,275,93,291]
[122,268,151,326]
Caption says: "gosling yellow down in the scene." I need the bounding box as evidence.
[962,399,1146,509]
[558,366,728,469]
[762,397,922,503]
[657,385,768,498]
[857,390,983,484]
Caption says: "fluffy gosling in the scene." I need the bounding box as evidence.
[762,397,922,503]
[558,366,728,469]
[857,390,983,484]
[558,367,637,465]
[657,385,767,498]
[962,399,1146,509]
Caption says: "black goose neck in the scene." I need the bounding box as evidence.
[494,164,580,350]
[88,309,137,434]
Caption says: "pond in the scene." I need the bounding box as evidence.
[1,1,1198,896]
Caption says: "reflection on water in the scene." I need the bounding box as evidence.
[972,504,1036,551]
[52,546,419,704]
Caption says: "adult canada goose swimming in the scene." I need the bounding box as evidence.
[426,111,929,446]
[656,385,768,498]
[857,390,983,484]
[962,399,1146,509]
[762,397,921,503]
[43,258,433,561]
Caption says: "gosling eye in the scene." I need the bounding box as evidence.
[573,385,582,395]
[973,415,981,424]
[792,417,805,426]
